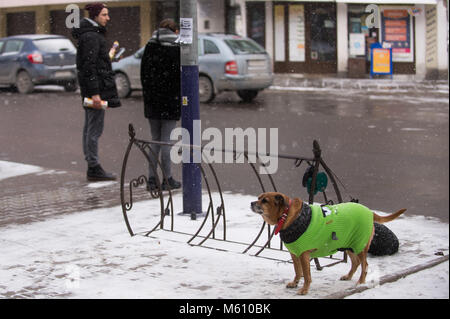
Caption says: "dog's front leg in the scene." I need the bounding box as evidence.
[287,253,303,288]
[297,251,312,295]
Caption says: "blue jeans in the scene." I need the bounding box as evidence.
[148,119,177,179]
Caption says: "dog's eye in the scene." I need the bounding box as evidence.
[261,198,267,204]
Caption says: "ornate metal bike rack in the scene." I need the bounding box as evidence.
[120,124,352,269]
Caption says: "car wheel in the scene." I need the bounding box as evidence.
[199,75,215,103]
[115,72,131,98]
[64,80,78,92]
[15,70,34,94]
[237,90,258,102]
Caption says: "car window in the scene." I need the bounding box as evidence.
[0,41,4,53]
[3,40,24,54]
[204,39,220,54]
[224,39,265,55]
[33,38,76,53]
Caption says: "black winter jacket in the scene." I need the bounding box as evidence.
[72,18,121,107]
[141,28,180,120]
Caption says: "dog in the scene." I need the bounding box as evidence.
[250,192,406,295]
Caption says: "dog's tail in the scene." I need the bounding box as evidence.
[373,208,406,224]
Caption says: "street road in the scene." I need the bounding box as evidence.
[0,85,448,222]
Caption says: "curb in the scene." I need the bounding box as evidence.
[271,75,449,92]
[324,254,449,299]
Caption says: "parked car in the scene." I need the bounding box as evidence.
[0,34,78,93]
[112,33,274,103]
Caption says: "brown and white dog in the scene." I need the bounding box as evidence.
[251,192,406,295]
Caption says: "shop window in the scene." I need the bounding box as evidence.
[310,7,336,62]
[380,8,414,63]
[348,5,379,60]
[347,5,415,74]
[6,12,35,36]
[246,2,265,48]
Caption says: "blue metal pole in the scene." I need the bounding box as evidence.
[180,0,202,218]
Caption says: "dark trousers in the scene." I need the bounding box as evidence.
[83,108,105,168]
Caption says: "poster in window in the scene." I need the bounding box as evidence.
[288,4,305,62]
[380,8,414,62]
[349,33,365,56]
[274,5,285,62]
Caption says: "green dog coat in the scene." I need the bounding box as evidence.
[281,202,374,258]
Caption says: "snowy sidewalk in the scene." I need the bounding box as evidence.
[0,160,148,227]
[0,161,448,299]
[271,74,449,93]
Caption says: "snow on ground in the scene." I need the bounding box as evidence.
[0,160,43,181]
[0,161,448,299]
[269,86,449,105]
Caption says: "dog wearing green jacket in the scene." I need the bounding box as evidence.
[251,192,406,295]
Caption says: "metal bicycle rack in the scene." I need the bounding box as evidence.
[120,124,350,270]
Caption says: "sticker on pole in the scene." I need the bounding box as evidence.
[179,18,193,44]
[182,96,189,106]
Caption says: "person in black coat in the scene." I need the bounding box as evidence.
[141,19,181,191]
[72,3,121,181]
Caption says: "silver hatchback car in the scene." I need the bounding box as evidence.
[112,33,273,103]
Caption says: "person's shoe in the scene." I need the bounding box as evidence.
[161,177,181,190]
[146,176,158,192]
[87,165,116,181]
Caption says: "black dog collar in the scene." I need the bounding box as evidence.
[279,203,312,244]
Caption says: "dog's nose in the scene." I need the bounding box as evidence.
[251,201,260,213]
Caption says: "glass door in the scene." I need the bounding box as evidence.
[273,2,337,74]
[307,2,337,72]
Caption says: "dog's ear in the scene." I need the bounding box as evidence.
[291,198,303,211]
[275,194,286,208]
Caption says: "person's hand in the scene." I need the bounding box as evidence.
[92,95,102,109]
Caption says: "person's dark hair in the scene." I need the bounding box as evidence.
[159,19,178,33]
[85,2,107,20]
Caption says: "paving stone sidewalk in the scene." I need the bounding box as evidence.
[0,168,150,227]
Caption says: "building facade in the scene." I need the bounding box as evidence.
[0,0,182,57]
[1,0,448,79]
[237,0,448,79]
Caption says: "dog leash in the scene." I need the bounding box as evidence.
[274,199,292,235]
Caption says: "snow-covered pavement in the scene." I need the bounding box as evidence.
[0,161,448,299]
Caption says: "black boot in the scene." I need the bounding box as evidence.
[161,177,181,190]
[146,176,158,191]
[87,164,116,181]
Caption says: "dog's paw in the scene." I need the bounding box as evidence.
[286,281,298,289]
[297,287,309,295]
[340,275,352,281]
